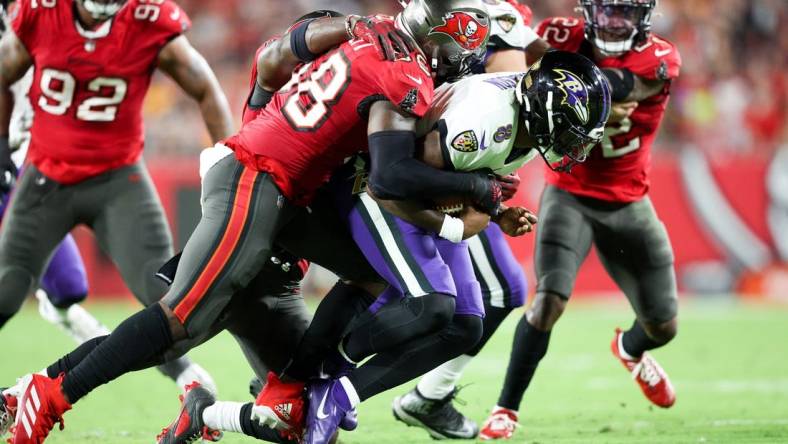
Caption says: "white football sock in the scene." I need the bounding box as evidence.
[417,354,473,400]
[202,401,244,433]
[618,332,638,361]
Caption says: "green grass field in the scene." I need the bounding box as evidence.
[3,298,788,443]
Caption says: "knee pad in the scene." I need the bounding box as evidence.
[418,293,456,331]
[446,315,483,353]
[0,265,36,315]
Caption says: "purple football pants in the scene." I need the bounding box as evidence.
[1,182,88,307]
[347,192,484,318]
[467,223,528,309]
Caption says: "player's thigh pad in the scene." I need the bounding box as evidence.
[87,162,173,305]
[468,223,528,309]
[594,197,677,323]
[343,192,456,298]
[535,185,594,299]
[163,156,297,336]
[436,238,484,317]
[0,166,76,313]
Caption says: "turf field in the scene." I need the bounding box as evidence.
[3,298,787,443]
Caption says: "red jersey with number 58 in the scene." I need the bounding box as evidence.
[11,0,190,184]
[536,17,681,202]
[226,36,434,205]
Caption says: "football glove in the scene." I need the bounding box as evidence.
[470,172,503,216]
[0,137,17,193]
[349,15,417,61]
[497,172,521,202]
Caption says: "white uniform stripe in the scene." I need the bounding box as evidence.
[467,235,505,308]
[21,413,33,438]
[30,386,41,411]
[360,193,427,297]
[546,90,554,134]
[24,400,36,425]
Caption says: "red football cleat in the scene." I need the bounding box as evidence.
[478,407,519,440]
[251,372,306,439]
[611,328,676,408]
[12,374,71,444]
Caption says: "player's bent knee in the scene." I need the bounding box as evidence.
[0,265,36,314]
[527,291,566,331]
[453,315,484,352]
[420,293,456,330]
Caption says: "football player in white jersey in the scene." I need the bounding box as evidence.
[385,49,610,439]
[390,0,550,438]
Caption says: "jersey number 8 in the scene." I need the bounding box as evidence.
[282,52,351,131]
[38,68,128,122]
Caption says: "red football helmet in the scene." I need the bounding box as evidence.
[579,0,657,55]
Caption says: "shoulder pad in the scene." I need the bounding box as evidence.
[627,34,681,80]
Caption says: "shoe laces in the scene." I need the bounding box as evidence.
[485,411,519,433]
[631,354,662,387]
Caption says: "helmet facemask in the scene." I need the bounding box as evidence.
[580,0,656,56]
[79,0,126,21]
[516,51,611,172]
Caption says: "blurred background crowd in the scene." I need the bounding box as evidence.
[146,0,787,158]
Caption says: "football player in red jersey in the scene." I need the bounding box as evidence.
[2,1,500,443]
[0,0,233,418]
[479,0,682,439]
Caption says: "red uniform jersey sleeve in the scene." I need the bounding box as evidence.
[371,53,434,118]
[10,0,44,52]
[626,34,681,81]
[536,17,586,52]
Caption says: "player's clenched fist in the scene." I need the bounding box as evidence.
[494,205,538,237]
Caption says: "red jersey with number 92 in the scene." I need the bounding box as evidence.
[536,17,681,203]
[225,36,434,205]
[11,0,190,184]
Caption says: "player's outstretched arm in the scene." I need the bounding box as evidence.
[602,68,666,103]
[0,29,30,191]
[158,35,234,143]
[366,100,503,215]
[0,29,31,139]
[257,15,413,93]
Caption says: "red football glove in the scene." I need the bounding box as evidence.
[497,172,521,202]
[348,15,417,61]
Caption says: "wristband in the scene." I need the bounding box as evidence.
[439,215,464,243]
[290,18,319,62]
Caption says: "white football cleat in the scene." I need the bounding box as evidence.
[35,290,110,343]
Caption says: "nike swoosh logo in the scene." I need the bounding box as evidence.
[317,390,330,420]
[405,74,423,85]
[170,8,181,21]
[654,48,672,57]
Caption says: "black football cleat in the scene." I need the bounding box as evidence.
[157,382,222,444]
[392,386,478,440]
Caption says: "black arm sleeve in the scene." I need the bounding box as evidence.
[367,130,486,201]
[602,68,635,102]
